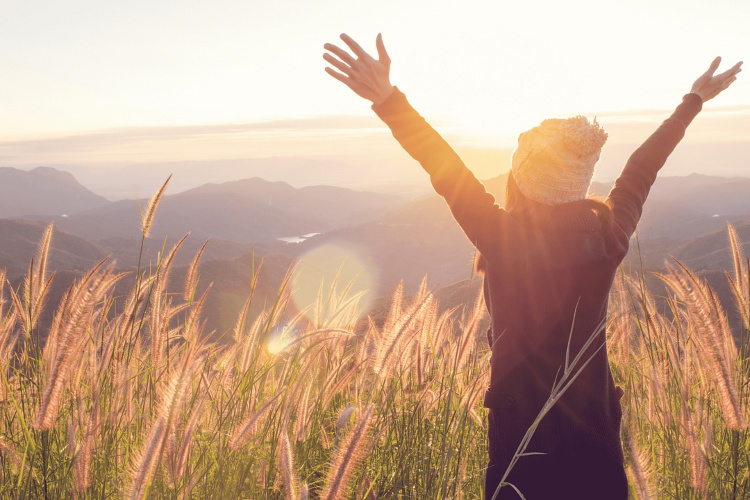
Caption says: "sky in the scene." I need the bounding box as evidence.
[0,0,748,197]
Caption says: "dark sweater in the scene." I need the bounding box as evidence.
[373,90,702,499]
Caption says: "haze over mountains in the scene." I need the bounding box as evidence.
[0,167,108,217]
[35,177,400,244]
[2,166,750,338]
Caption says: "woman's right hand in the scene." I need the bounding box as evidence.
[323,33,395,105]
[690,57,742,102]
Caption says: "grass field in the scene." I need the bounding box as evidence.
[1,181,749,498]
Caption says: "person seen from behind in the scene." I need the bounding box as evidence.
[323,32,742,499]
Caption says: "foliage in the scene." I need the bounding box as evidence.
[0,179,749,498]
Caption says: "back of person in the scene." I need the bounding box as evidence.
[483,210,628,498]
[323,32,741,500]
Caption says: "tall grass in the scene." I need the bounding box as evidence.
[610,225,750,499]
[0,181,749,498]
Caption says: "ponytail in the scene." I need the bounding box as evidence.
[474,252,487,275]
[585,197,613,228]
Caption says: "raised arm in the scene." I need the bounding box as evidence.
[324,34,508,254]
[608,57,742,238]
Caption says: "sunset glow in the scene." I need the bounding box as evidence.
[0,0,748,193]
[1,2,750,497]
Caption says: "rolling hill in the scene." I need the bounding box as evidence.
[32,174,403,245]
[5,167,750,339]
[0,166,109,218]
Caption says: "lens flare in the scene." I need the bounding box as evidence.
[266,328,293,355]
[291,244,376,327]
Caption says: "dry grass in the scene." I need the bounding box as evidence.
[1,181,749,498]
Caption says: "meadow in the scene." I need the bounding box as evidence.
[1,179,749,499]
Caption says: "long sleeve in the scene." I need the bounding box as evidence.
[607,93,703,238]
[372,89,509,254]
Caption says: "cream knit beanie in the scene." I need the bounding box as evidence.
[511,116,608,205]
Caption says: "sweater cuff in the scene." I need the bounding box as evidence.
[671,93,703,128]
[372,87,408,119]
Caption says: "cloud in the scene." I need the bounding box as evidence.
[596,103,750,121]
[1,106,748,187]
[0,115,390,164]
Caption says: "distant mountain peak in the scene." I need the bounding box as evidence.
[29,166,81,185]
[31,165,63,174]
[0,166,109,218]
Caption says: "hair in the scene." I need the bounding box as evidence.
[474,173,612,275]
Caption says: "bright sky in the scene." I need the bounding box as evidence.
[0,0,748,192]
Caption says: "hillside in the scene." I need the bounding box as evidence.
[4,168,750,338]
[590,173,750,239]
[31,174,403,245]
[0,219,109,278]
[0,166,109,217]
[296,173,750,298]
[631,219,750,273]
[184,178,400,228]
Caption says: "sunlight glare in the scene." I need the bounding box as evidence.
[291,244,376,328]
[266,327,294,355]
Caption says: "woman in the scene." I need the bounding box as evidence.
[324,33,741,499]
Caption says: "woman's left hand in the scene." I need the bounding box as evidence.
[324,33,395,105]
[690,57,742,102]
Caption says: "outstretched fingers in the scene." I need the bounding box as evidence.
[323,40,360,92]
[340,33,372,60]
[691,57,743,102]
[717,61,743,81]
[324,43,357,67]
[722,76,737,90]
[323,53,354,76]
[325,66,350,85]
[376,33,390,64]
[704,56,722,76]
[323,33,394,104]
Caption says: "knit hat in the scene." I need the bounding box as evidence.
[511,116,608,205]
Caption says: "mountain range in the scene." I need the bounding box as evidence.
[3,166,750,339]
[26,176,402,244]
